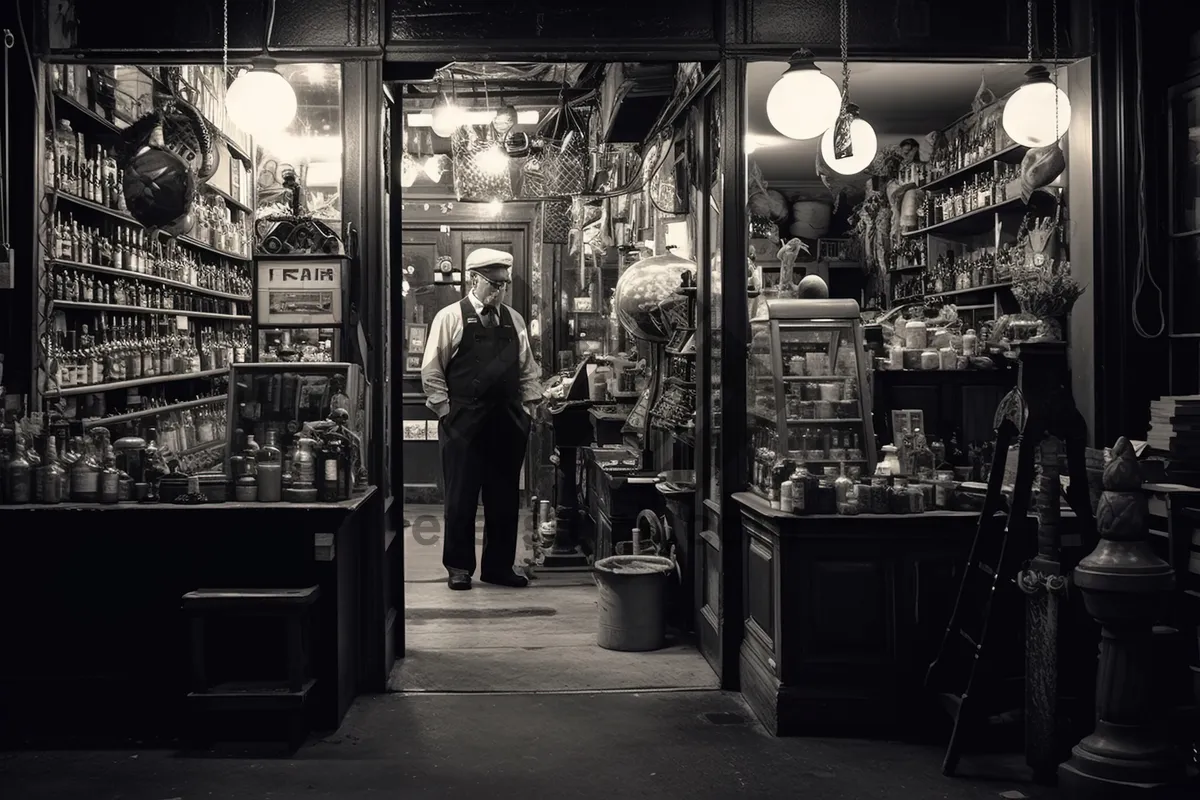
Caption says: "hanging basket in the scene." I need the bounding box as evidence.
[542,200,571,244]
[538,99,590,197]
[451,127,514,201]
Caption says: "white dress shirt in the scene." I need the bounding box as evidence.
[420,292,543,419]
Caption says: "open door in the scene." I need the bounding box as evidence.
[694,69,744,687]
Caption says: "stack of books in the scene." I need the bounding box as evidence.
[1144,396,1200,483]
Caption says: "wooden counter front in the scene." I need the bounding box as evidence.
[0,487,378,747]
[733,491,978,738]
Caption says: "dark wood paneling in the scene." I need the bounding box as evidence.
[387,0,716,44]
[48,0,379,54]
[744,0,1087,58]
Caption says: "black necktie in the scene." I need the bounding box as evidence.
[480,306,498,328]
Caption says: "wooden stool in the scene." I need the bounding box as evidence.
[183,586,320,751]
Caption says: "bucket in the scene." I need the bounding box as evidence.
[594,555,675,652]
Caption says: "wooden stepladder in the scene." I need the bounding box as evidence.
[926,341,1096,779]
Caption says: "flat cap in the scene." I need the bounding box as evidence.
[465,248,514,272]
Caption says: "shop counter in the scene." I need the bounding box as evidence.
[733,491,999,738]
[0,486,378,747]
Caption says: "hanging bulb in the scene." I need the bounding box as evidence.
[226,57,297,138]
[820,104,878,176]
[1002,65,1072,148]
[766,51,842,140]
[424,154,448,183]
[475,143,510,177]
[431,97,463,138]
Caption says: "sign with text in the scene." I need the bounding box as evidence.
[256,258,346,326]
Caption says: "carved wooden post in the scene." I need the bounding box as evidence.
[1059,437,1187,797]
[1018,435,1071,781]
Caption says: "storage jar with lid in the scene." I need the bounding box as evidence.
[920,349,940,370]
[962,328,978,356]
[905,320,928,349]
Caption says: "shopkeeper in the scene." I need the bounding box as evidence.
[421,248,544,590]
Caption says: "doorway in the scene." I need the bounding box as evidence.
[385,60,721,693]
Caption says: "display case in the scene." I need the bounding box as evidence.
[748,298,876,494]
[256,327,339,362]
[225,363,370,500]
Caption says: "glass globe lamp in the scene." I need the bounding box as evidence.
[431,99,463,138]
[766,51,842,141]
[225,58,297,139]
[820,105,878,176]
[1002,66,1072,148]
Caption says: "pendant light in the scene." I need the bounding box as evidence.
[767,49,842,141]
[224,0,297,139]
[820,0,877,175]
[1002,0,1071,148]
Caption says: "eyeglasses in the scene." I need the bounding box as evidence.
[481,275,510,290]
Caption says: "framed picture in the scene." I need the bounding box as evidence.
[402,420,426,440]
[891,409,926,440]
[256,257,346,325]
[405,354,423,373]
[406,323,428,355]
[424,420,439,440]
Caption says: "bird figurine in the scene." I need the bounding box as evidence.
[776,237,811,293]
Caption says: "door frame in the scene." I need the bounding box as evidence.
[381,53,735,687]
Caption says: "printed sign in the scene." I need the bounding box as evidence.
[256,258,345,325]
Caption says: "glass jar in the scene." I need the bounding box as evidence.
[962,328,978,357]
[920,349,940,370]
[880,445,902,476]
[869,477,890,513]
[905,320,928,349]
[889,342,904,370]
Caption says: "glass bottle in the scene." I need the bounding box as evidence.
[98,445,120,504]
[291,436,318,495]
[256,429,283,503]
[316,436,346,503]
[910,428,936,480]
[834,462,854,505]
[69,434,100,503]
[38,435,65,505]
[6,436,33,505]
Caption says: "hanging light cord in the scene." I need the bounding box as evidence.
[265,0,277,53]
[1027,0,1034,64]
[222,0,228,80]
[1130,0,1165,338]
[839,0,850,102]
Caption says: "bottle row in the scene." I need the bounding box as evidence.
[921,162,1026,228]
[51,269,248,316]
[926,243,1022,294]
[83,391,227,448]
[43,317,251,390]
[47,121,125,212]
[228,428,355,504]
[909,118,1011,186]
[50,213,253,292]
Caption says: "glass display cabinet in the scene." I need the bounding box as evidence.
[225,363,370,500]
[1168,71,1200,393]
[748,298,876,497]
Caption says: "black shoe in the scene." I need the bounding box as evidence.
[447,569,472,590]
[481,570,529,588]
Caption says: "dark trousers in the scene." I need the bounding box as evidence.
[439,402,530,575]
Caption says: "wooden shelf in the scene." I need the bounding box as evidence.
[53,300,249,321]
[49,259,251,302]
[44,368,230,398]
[53,92,122,135]
[926,281,1013,300]
[920,143,1026,191]
[50,191,253,262]
[82,394,227,428]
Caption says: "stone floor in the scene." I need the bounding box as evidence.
[392,506,717,692]
[0,690,1052,800]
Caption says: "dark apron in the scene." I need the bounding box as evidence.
[439,298,531,574]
